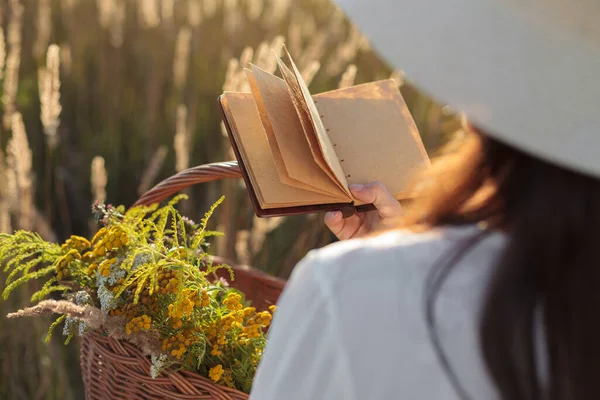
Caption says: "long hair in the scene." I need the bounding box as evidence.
[409,131,600,399]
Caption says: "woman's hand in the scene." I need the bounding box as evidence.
[324,183,403,240]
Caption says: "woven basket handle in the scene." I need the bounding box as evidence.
[134,161,241,207]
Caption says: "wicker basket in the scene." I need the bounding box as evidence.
[80,162,286,400]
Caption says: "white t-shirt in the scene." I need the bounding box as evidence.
[250,225,508,400]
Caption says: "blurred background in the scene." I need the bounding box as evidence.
[0,0,463,398]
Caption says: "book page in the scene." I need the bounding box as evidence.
[245,66,347,200]
[221,92,346,208]
[273,57,347,196]
[314,80,430,204]
[275,51,351,197]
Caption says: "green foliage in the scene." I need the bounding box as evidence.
[1,197,274,393]
[0,232,62,300]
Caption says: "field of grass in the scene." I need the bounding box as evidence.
[0,1,462,398]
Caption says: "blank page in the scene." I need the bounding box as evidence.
[314,80,430,203]
[274,53,351,197]
[245,65,347,200]
[282,49,351,196]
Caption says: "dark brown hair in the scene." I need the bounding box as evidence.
[411,131,600,399]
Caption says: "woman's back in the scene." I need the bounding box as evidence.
[251,226,507,399]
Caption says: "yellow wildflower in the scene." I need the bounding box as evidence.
[87,262,99,276]
[55,249,81,280]
[242,307,256,318]
[157,269,179,295]
[223,292,242,311]
[216,332,227,346]
[98,257,117,277]
[170,317,183,329]
[125,315,152,335]
[111,277,125,294]
[91,226,128,257]
[209,364,224,382]
[61,235,91,252]
[200,288,210,307]
[254,311,272,328]
[91,227,107,245]
[211,345,222,356]
[162,330,195,359]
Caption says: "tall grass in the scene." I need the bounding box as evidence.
[0,0,463,398]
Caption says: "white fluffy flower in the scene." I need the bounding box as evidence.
[150,354,169,379]
[78,320,88,336]
[63,316,77,336]
[97,284,118,312]
[74,290,93,306]
[132,252,153,272]
[107,266,126,286]
[96,257,127,287]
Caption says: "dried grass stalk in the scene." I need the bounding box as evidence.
[2,0,23,130]
[33,0,52,59]
[235,229,250,265]
[0,28,6,80]
[247,0,264,21]
[224,2,242,36]
[91,156,107,203]
[301,61,320,87]
[108,0,126,48]
[96,0,115,28]
[264,36,285,74]
[187,0,203,27]
[174,104,190,172]
[0,200,11,233]
[8,300,161,355]
[39,44,62,150]
[338,64,357,89]
[262,0,290,25]
[326,27,363,76]
[6,112,33,230]
[173,27,192,90]
[299,32,326,70]
[138,0,160,28]
[254,41,270,70]
[287,16,303,57]
[203,0,218,19]
[239,46,254,68]
[389,69,405,87]
[160,0,174,24]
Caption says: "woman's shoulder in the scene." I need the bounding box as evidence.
[302,224,505,289]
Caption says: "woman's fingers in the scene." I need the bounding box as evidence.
[324,183,401,240]
[324,211,363,240]
[349,182,403,220]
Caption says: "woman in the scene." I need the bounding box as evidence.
[250,0,600,399]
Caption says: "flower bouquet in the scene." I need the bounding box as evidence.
[0,195,282,399]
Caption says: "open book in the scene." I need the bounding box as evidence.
[219,49,430,217]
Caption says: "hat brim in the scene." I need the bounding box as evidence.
[335,0,600,177]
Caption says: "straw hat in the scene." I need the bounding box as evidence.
[335,0,600,178]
